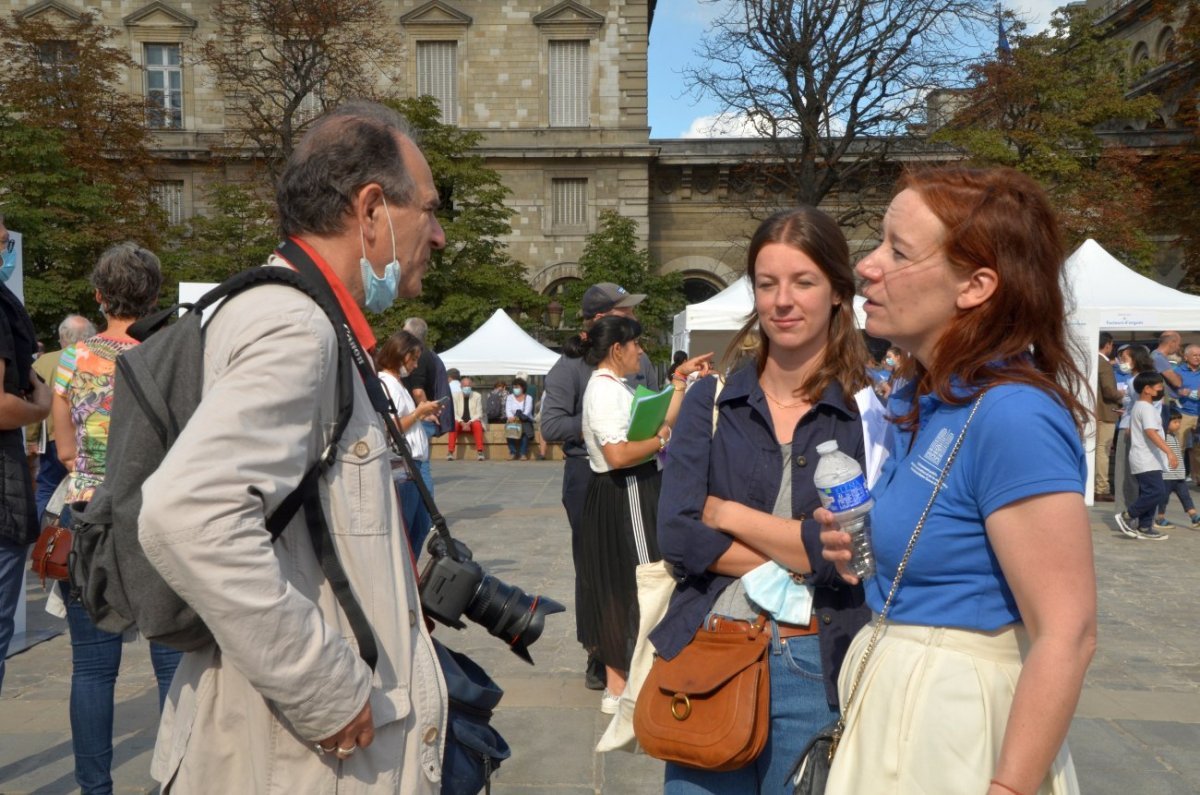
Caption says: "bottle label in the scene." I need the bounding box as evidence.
[818,474,871,513]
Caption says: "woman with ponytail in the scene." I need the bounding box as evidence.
[574,315,712,715]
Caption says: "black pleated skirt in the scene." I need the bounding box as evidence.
[577,460,662,672]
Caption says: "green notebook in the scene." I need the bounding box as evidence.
[627,384,675,441]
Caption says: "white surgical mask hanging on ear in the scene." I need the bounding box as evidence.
[359,196,401,313]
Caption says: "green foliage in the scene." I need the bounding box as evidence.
[0,110,126,338]
[380,96,544,349]
[934,9,1160,269]
[563,210,684,363]
[0,11,163,340]
[159,182,279,302]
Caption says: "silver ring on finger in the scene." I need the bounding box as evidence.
[336,746,356,759]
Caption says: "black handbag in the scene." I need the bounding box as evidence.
[789,718,838,794]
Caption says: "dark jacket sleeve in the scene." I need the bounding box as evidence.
[657,376,734,579]
[540,357,581,444]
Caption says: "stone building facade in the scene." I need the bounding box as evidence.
[2,0,759,300]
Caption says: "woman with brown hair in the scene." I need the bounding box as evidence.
[653,206,881,793]
[821,166,1095,795]
[376,329,442,557]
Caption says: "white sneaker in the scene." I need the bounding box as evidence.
[600,690,620,715]
[1114,512,1140,539]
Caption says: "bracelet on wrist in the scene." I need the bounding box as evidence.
[989,779,1024,795]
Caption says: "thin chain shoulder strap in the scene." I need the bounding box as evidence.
[832,390,989,754]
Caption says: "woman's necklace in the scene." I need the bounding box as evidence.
[762,388,807,409]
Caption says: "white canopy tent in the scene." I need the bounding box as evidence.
[1065,239,1200,503]
[439,308,561,376]
[670,276,868,358]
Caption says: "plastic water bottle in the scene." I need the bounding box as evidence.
[813,440,875,580]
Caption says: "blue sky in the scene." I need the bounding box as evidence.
[648,0,1068,139]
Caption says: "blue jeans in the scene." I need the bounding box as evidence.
[396,474,431,559]
[1129,470,1167,529]
[35,440,69,519]
[0,540,30,694]
[1159,477,1195,514]
[664,630,836,794]
[59,581,183,794]
[507,435,529,458]
[407,421,438,548]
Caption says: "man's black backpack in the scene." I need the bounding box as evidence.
[68,255,376,667]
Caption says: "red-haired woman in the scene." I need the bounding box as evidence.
[821,166,1095,795]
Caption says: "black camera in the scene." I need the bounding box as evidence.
[419,536,564,664]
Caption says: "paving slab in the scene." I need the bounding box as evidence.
[2,459,1198,794]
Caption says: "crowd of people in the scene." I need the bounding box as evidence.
[0,97,1177,794]
[1100,330,1200,539]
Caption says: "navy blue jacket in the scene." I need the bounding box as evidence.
[651,365,871,707]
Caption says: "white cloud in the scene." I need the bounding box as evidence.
[681,113,767,138]
[680,111,849,139]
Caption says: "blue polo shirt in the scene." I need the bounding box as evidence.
[867,382,1086,630]
[1173,364,1200,416]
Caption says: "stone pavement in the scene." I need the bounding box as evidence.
[2,459,1199,794]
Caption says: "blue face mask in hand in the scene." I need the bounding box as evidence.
[359,197,401,313]
[741,561,813,625]
[0,248,15,284]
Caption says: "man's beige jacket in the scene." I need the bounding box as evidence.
[140,280,447,793]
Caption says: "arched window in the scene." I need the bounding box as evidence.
[681,273,724,304]
[1131,41,1150,69]
[1157,28,1176,63]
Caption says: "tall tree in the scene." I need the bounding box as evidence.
[565,210,684,363]
[686,0,995,224]
[159,181,279,297]
[1147,0,1200,288]
[935,9,1160,269]
[203,0,394,175]
[0,111,121,336]
[380,96,545,350]
[0,10,162,337]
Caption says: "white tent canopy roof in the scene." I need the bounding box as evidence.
[1064,239,1200,504]
[438,309,561,376]
[1065,239,1200,329]
[671,275,868,354]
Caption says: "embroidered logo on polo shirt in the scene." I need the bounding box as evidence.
[910,427,956,486]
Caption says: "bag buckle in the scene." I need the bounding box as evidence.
[827,719,844,762]
[670,693,691,720]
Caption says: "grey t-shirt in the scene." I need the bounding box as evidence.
[711,442,793,619]
[1129,400,1168,474]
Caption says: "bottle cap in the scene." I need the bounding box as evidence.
[815,440,839,454]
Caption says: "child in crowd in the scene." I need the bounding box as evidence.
[1116,371,1175,541]
[1156,410,1200,529]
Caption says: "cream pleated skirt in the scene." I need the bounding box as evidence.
[825,620,1080,795]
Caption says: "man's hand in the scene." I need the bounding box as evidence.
[1168,452,1180,470]
[317,701,374,759]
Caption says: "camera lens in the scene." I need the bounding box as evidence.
[466,575,565,664]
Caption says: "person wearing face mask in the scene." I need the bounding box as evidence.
[0,214,53,695]
[376,329,442,557]
[448,376,487,461]
[137,101,449,794]
[1114,344,1157,514]
[506,377,535,460]
[1115,371,1174,540]
[1094,332,1122,502]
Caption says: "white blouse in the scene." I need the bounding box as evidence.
[581,367,637,473]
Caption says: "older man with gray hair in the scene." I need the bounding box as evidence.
[1173,343,1200,485]
[139,101,448,793]
[26,313,96,516]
